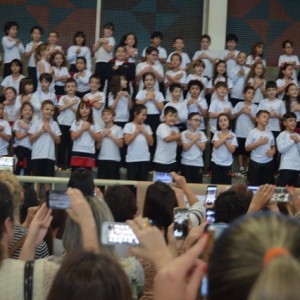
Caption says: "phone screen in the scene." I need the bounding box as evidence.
[206,208,215,223]
[0,157,14,173]
[153,172,173,184]
[102,222,139,245]
[270,187,290,202]
[48,190,71,210]
[205,186,217,205]
[248,186,259,193]
[174,208,189,239]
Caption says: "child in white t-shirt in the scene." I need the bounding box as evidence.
[29,100,61,195]
[70,101,101,169]
[192,34,217,79]
[181,112,207,183]
[0,102,12,156]
[97,107,124,180]
[245,110,276,185]
[276,112,300,187]
[74,57,92,99]
[185,80,208,132]
[83,74,105,129]
[123,104,153,181]
[167,37,191,71]
[211,113,237,184]
[232,86,257,176]
[3,87,17,125]
[57,78,80,169]
[154,106,181,172]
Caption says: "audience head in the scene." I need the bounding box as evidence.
[143,181,177,230]
[63,196,115,259]
[19,184,39,224]
[68,168,95,197]
[208,213,300,300]
[214,184,252,223]
[104,185,137,222]
[47,251,132,300]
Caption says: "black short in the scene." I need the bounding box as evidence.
[235,137,249,155]
[31,159,55,177]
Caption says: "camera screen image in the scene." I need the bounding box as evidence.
[174,209,189,238]
[107,223,139,245]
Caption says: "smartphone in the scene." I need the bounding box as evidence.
[270,187,290,202]
[101,222,139,245]
[205,185,218,205]
[206,208,215,224]
[0,156,14,173]
[48,190,71,210]
[248,186,259,193]
[153,171,173,184]
[173,208,189,239]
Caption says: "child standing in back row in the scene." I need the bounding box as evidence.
[167,37,191,71]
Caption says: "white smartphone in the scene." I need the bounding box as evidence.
[48,190,71,210]
[153,171,173,184]
[0,156,14,173]
[205,185,218,205]
[101,222,139,245]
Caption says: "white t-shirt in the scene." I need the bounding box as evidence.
[246,55,266,67]
[95,36,116,63]
[181,129,207,166]
[135,89,164,115]
[34,89,57,105]
[97,125,123,161]
[167,51,191,70]
[229,65,250,99]
[15,94,41,121]
[67,45,92,70]
[163,100,188,124]
[74,70,92,93]
[4,104,17,122]
[25,41,42,67]
[1,74,25,94]
[13,119,32,149]
[184,96,208,130]
[232,102,257,138]
[0,119,12,155]
[142,46,167,67]
[70,119,101,154]
[257,98,286,131]
[53,66,70,87]
[123,122,153,162]
[84,91,106,129]
[247,77,266,104]
[154,123,179,164]
[276,130,300,171]
[164,69,186,102]
[2,36,24,63]
[208,99,233,133]
[192,50,217,78]
[276,78,298,99]
[135,61,164,91]
[245,128,275,163]
[219,49,240,72]
[108,93,130,122]
[29,119,61,160]
[211,130,238,166]
[57,95,80,126]
[278,54,300,80]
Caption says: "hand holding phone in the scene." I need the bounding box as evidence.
[205,185,218,205]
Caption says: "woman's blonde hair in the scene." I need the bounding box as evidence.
[208,213,300,300]
[0,171,23,209]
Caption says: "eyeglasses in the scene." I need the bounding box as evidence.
[191,119,201,122]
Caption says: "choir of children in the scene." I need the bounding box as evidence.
[1,20,300,187]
